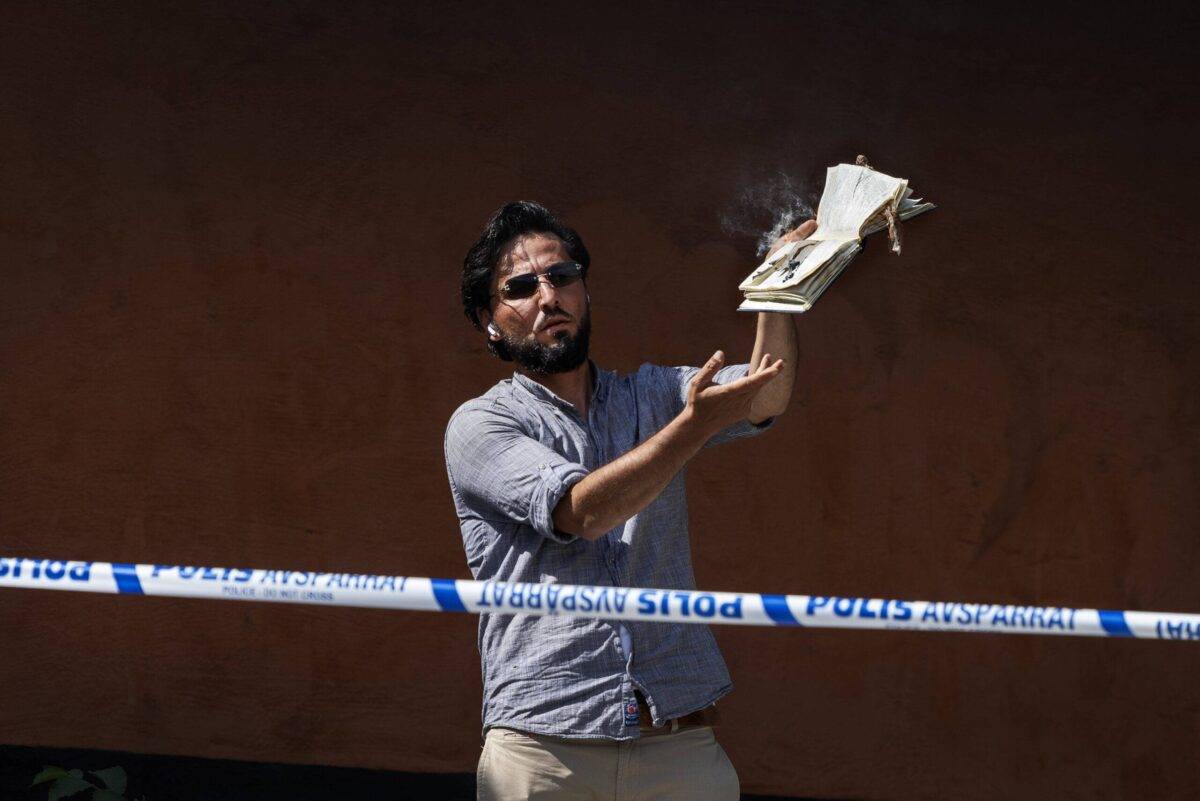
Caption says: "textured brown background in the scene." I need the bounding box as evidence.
[2,2,1198,799]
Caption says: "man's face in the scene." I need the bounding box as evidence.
[482,232,591,374]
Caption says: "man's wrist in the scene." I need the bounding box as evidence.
[674,406,725,445]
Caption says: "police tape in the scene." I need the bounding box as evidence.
[1,556,1197,641]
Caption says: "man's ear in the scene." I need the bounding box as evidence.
[478,308,499,340]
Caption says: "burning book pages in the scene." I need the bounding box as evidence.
[738,163,934,313]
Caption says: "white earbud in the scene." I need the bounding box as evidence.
[487,323,500,338]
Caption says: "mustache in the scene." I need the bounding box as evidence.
[535,311,573,332]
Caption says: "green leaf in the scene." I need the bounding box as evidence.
[91,767,127,795]
[92,790,127,801]
[48,776,94,801]
[31,767,71,787]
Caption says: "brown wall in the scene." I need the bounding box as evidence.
[2,2,1198,798]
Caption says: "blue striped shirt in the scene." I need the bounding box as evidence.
[444,360,770,740]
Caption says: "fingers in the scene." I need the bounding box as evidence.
[690,350,725,396]
[768,220,818,257]
[693,352,782,409]
[795,218,817,238]
[768,219,817,257]
[746,358,784,388]
[749,352,772,374]
[724,358,784,394]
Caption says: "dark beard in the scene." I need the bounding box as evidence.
[505,308,591,375]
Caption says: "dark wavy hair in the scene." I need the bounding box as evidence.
[461,201,590,361]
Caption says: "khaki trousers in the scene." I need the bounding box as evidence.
[476,726,739,801]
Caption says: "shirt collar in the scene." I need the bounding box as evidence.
[511,360,607,413]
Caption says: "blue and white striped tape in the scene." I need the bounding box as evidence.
[1,556,1197,641]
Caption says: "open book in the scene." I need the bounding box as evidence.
[738,162,934,313]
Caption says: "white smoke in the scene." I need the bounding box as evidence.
[720,172,816,257]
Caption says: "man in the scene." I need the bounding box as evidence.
[445,201,813,800]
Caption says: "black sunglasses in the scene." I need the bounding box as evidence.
[497,261,584,301]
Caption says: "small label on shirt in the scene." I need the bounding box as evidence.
[624,698,639,727]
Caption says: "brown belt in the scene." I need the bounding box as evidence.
[636,692,718,734]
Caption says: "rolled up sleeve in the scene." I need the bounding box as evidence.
[445,404,589,543]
